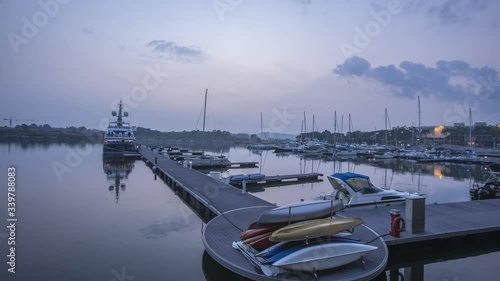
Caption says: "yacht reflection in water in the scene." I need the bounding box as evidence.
[102,156,135,203]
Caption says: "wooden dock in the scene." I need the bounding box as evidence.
[141,147,270,217]
[341,199,500,246]
[139,146,500,280]
[140,147,387,280]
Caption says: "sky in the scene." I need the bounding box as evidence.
[1,0,499,135]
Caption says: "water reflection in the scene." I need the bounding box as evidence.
[385,231,500,281]
[102,156,135,203]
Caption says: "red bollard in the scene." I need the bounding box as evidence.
[390,209,405,237]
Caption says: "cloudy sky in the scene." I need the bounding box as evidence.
[1,0,499,134]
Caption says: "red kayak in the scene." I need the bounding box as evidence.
[240,221,287,240]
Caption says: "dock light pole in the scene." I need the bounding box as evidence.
[242,180,247,194]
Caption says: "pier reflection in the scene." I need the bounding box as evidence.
[384,230,500,281]
[102,156,135,203]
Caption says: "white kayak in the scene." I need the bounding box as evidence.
[258,200,344,224]
[272,243,377,271]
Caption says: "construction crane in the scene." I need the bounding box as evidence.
[3,117,35,128]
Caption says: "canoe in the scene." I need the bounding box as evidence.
[230,174,249,181]
[258,235,361,259]
[258,200,344,224]
[272,243,378,271]
[240,221,287,240]
[262,237,363,264]
[269,217,363,242]
[243,231,274,244]
[248,173,266,180]
[248,233,277,251]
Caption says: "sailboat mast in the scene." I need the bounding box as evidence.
[469,107,473,151]
[348,113,352,143]
[312,115,315,140]
[303,111,307,140]
[202,88,208,153]
[260,112,263,140]
[300,120,304,143]
[334,111,337,145]
[341,115,344,144]
[385,108,388,146]
[418,96,421,146]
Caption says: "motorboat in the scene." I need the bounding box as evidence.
[316,172,423,208]
[470,164,500,200]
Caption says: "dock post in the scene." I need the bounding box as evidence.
[405,195,426,234]
[242,180,247,194]
[154,157,157,164]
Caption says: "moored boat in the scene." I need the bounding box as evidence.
[317,172,423,208]
[269,217,364,242]
[103,100,138,156]
[258,200,344,224]
[271,243,377,271]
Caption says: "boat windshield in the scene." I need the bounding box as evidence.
[345,178,382,194]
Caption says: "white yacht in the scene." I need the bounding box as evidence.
[103,100,138,155]
[316,172,423,208]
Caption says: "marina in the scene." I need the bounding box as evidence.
[139,145,500,280]
[3,2,500,280]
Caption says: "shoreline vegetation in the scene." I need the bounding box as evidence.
[1,123,499,149]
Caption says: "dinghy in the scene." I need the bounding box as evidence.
[258,200,344,224]
[272,243,377,271]
[269,217,363,242]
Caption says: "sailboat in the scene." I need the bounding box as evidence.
[186,89,231,169]
[248,112,275,150]
[374,108,394,159]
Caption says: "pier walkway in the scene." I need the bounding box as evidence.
[341,199,500,246]
[140,146,500,280]
[141,147,272,216]
[140,147,388,280]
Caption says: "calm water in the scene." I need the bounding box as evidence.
[0,143,499,281]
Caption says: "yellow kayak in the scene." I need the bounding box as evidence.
[269,217,363,242]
